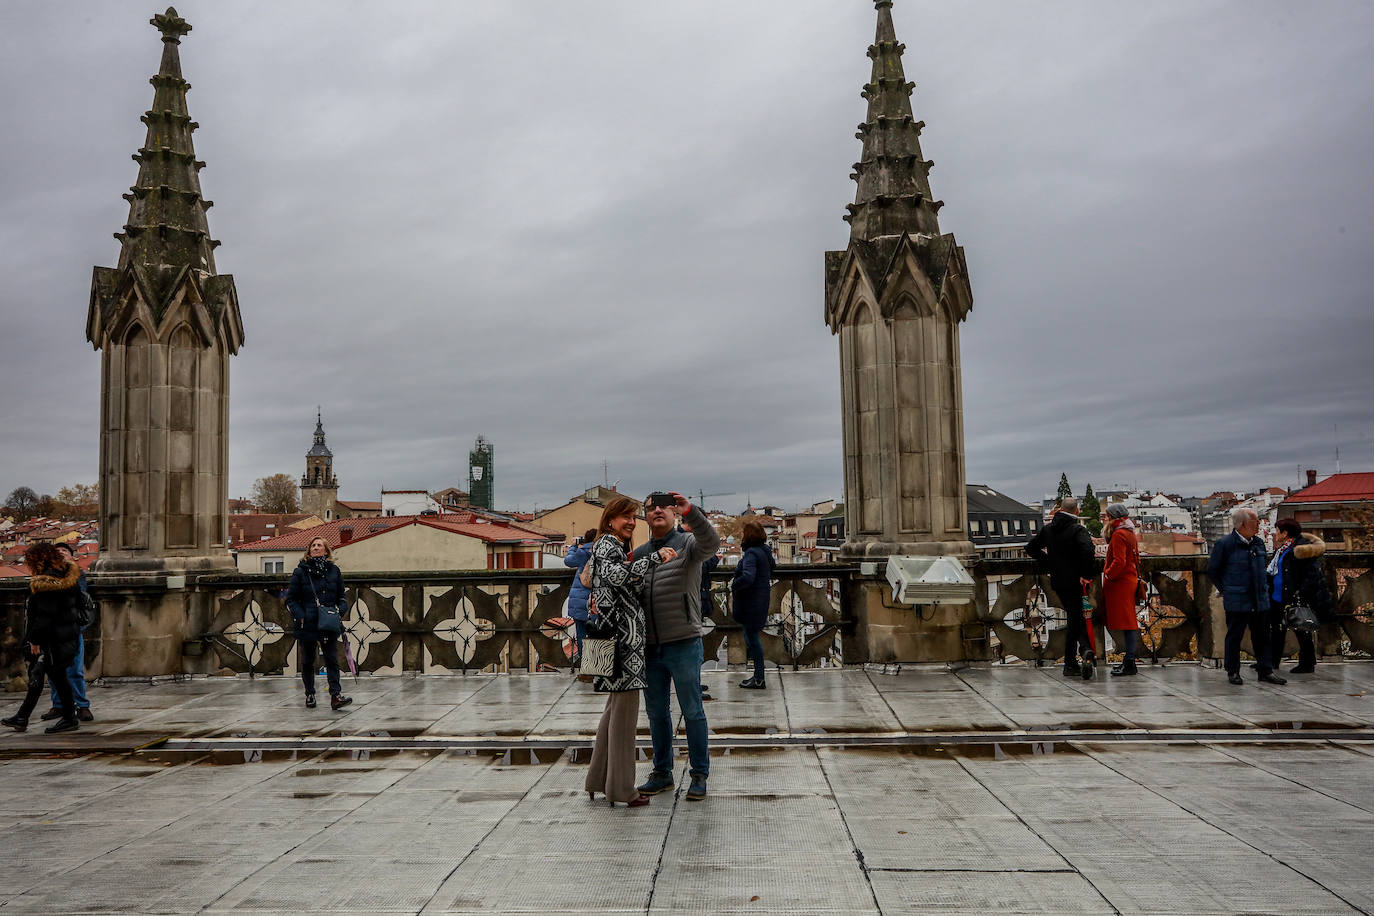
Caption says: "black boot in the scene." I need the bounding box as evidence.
[305,693,317,709]
[1,715,28,732]
[739,676,766,690]
[1111,658,1138,677]
[330,694,353,710]
[1081,651,1095,680]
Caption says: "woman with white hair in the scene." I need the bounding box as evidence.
[1101,503,1141,676]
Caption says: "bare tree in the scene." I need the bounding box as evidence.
[251,474,300,514]
[4,486,39,521]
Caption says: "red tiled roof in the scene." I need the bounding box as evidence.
[236,516,410,552]
[0,564,26,578]
[1283,472,1374,504]
[337,500,382,510]
[226,513,317,546]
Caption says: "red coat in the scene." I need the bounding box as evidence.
[1102,521,1140,631]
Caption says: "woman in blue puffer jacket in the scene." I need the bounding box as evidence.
[731,520,776,690]
[563,529,597,667]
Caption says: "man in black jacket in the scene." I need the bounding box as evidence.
[1026,498,1098,678]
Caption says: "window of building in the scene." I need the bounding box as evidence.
[1014,519,1025,535]
[262,557,285,574]
[971,520,983,534]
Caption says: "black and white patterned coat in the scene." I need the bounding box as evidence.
[588,533,665,693]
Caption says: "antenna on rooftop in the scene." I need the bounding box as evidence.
[1335,424,1341,474]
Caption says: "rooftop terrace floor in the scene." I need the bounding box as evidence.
[2,662,1373,914]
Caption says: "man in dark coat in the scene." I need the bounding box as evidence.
[1207,507,1286,686]
[1025,498,1097,677]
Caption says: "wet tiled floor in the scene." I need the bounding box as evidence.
[1,662,1371,913]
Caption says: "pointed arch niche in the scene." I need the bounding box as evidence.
[120,324,152,548]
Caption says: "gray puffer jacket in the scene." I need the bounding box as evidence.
[631,506,721,647]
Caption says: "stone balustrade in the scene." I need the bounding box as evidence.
[2,554,1371,682]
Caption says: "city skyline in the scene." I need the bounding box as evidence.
[1,1,1371,511]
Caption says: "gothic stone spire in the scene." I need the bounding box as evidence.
[823,0,974,560]
[86,9,243,573]
[87,7,243,346]
[845,0,942,241]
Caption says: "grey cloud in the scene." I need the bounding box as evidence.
[1,1,1371,516]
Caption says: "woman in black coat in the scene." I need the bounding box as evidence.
[285,536,352,710]
[1267,518,1333,674]
[2,543,84,733]
[731,521,776,690]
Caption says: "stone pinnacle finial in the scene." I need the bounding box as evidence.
[875,0,893,8]
[151,7,191,42]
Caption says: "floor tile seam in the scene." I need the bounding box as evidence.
[640,760,691,916]
[1135,665,1302,728]
[412,754,565,915]
[25,746,295,826]
[809,744,889,914]
[865,866,1081,873]
[1261,683,1369,724]
[947,668,1025,730]
[191,751,460,916]
[5,749,336,909]
[1201,741,1374,818]
[523,676,578,737]
[1075,743,1370,914]
[946,752,1122,915]
[860,668,907,732]
[1038,665,1161,728]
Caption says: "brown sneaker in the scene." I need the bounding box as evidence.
[76,708,94,722]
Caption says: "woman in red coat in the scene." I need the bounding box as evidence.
[1102,503,1141,676]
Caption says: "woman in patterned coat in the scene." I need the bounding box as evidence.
[584,496,675,807]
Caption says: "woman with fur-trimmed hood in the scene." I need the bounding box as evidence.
[1267,519,1333,674]
[2,543,85,733]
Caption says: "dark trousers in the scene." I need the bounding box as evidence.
[17,647,77,721]
[1056,587,1091,663]
[742,627,765,680]
[1224,611,1272,676]
[299,636,342,697]
[1266,610,1315,670]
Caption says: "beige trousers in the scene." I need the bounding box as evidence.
[585,689,640,803]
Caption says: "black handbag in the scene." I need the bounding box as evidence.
[1284,603,1319,633]
[306,574,344,637]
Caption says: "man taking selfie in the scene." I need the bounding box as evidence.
[632,490,720,802]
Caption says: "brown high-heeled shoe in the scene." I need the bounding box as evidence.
[587,790,597,801]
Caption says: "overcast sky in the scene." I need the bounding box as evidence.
[2,1,1371,514]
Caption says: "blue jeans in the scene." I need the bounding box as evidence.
[573,619,586,661]
[48,633,90,710]
[743,627,765,679]
[644,639,710,778]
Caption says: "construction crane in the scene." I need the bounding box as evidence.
[695,489,733,512]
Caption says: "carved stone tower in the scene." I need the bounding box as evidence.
[824,0,974,559]
[87,7,243,574]
[300,410,340,520]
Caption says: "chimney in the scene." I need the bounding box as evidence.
[339,526,353,545]
[1305,469,1317,488]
